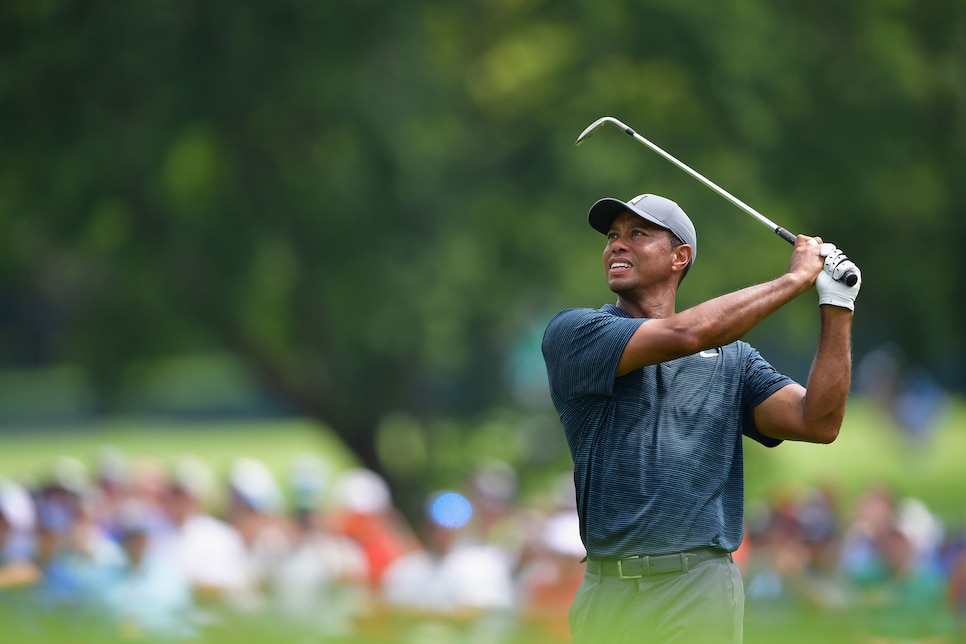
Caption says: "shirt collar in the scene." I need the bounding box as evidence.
[601,303,631,318]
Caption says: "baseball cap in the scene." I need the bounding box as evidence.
[588,193,697,266]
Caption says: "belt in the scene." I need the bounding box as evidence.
[586,547,732,579]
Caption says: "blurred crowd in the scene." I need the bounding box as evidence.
[0,450,584,642]
[1,449,966,643]
[741,480,966,642]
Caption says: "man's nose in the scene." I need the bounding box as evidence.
[608,234,629,251]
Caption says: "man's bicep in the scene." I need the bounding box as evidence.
[616,319,695,376]
[753,383,814,442]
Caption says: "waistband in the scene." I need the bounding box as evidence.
[586,547,732,579]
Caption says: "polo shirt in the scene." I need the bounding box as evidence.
[542,304,793,558]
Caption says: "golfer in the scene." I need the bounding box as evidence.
[541,194,860,643]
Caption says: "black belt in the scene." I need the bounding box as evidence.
[586,547,731,579]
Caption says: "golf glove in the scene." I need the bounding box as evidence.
[816,243,861,310]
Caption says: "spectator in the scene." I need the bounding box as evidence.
[90,446,131,542]
[464,460,524,555]
[948,549,966,640]
[328,468,416,589]
[31,463,123,611]
[515,506,584,641]
[853,525,953,641]
[269,456,370,638]
[380,489,516,644]
[99,499,195,640]
[839,483,898,586]
[226,457,293,612]
[152,457,250,608]
[0,479,39,589]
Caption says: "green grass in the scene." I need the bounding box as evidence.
[0,416,358,506]
[3,396,964,520]
[3,396,965,519]
[744,396,966,521]
[0,597,957,644]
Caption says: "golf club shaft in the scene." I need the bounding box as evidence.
[576,117,857,286]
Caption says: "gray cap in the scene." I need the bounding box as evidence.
[588,194,697,265]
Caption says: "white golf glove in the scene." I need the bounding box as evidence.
[816,243,861,310]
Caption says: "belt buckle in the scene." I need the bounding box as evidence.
[617,555,648,579]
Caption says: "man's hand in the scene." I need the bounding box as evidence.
[816,243,861,310]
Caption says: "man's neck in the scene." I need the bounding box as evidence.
[615,295,676,319]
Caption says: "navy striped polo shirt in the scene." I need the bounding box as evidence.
[542,304,793,558]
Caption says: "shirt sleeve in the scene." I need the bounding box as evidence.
[740,344,796,448]
[542,308,644,401]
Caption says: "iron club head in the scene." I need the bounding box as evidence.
[575,116,633,145]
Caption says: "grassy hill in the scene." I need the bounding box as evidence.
[744,396,966,523]
[1,396,963,522]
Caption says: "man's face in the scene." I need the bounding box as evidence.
[123,530,149,564]
[602,211,677,293]
[164,487,196,525]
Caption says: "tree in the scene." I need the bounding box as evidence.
[1,1,963,511]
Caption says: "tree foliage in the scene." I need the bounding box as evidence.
[1,0,964,503]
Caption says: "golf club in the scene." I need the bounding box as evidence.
[576,116,858,287]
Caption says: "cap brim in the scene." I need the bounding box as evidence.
[588,198,634,235]
[589,197,670,235]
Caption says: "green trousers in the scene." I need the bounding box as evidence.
[569,556,744,643]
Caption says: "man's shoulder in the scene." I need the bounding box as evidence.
[721,339,755,356]
[542,305,644,376]
[543,306,616,343]
[546,304,625,326]
[550,305,606,318]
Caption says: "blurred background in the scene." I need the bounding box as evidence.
[1,1,964,642]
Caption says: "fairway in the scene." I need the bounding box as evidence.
[743,396,966,522]
[2,397,964,520]
[0,417,358,501]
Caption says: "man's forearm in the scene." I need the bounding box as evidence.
[618,272,815,373]
[671,272,815,354]
[801,306,854,438]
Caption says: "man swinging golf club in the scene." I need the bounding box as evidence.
[541,190,860,643]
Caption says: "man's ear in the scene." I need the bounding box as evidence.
[671,244,693,274]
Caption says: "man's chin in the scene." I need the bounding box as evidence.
[607,278,633,294]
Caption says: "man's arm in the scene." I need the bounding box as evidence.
[753,306,854,443]
[753,244,861,443]
[616,236,824,376]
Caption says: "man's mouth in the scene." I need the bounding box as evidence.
[609,261,632,274]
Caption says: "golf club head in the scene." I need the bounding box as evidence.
[575,116,632,145]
